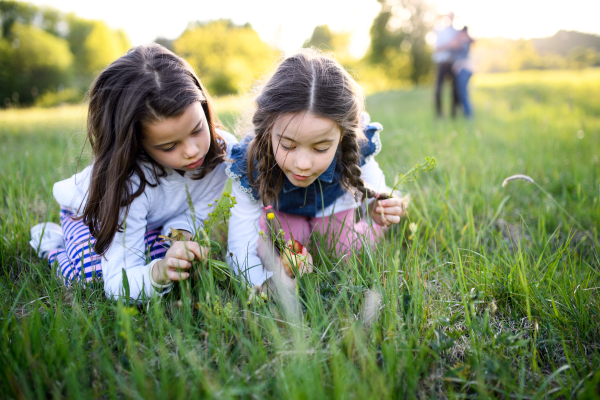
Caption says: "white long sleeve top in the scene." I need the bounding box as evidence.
[226,129,390,287]
[53,130,237,300]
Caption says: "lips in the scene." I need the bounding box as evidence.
[185,156,205,169]
[292,174,310,181]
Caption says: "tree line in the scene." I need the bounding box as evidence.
[2,0,598,108]
[0,0,437,107]
[0,1,130,107]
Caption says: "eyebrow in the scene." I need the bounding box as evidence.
[277,133,335,145]
[153,119,202,148]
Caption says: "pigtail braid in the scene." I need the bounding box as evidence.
[338,126,390,203]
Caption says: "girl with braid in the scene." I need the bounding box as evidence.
[226,50,408,291]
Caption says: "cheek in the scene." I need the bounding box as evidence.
[273,148,288,169]
[316,152,336,172]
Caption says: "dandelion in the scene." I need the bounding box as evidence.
[502,174,534,187]
[267,212,275,220]
[259,230,264,236]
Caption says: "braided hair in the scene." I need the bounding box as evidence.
[245,49,388,207]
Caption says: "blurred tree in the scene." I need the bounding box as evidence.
[174,19,279,95]
[568,46,598,70]
[0,0,37,38]
[82,21,130,75]
[0,1,135,107]
[0,23,73,105]
[66,16,130,77]
[304,25,333,49]
[154,37,174,52]
[304,25,351,61]
[367,0,434,84]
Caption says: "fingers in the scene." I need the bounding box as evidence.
[166,258,192,270]
[165,257,191,281]
[167,241,207,262]
[374,197,408,226]
[167,269,190,281]
[160,241,208,282]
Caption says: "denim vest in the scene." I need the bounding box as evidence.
[226,120,383,217]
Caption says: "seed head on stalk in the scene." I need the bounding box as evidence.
[502,174,534,187]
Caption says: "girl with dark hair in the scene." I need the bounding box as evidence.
[226,49,408,291]
[29,44,237,300]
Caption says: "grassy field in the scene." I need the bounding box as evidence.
[1,69,599,399]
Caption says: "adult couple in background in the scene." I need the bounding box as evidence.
[433,12,474,118]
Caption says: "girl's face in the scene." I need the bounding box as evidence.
[141,102,211,172]
[272,111,341,188]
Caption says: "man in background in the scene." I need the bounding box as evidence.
[432,12,459,118]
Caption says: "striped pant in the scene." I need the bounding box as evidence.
[48,209,169,286]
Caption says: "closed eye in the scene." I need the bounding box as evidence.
[191,122,204,136]
[162,144,177,152]
[315,147,330,154]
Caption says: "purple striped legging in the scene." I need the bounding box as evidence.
[48,209,169,286]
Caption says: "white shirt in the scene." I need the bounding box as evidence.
[226,156,391,287]
[433,26,458,63]
[53,130,238,300]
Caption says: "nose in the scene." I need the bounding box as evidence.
[183,137,200,159]
[293,149,312,172]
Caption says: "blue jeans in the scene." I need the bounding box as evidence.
[456,69,473,117]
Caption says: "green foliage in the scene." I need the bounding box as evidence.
[80,21,130,75]
[367,0,434,85]
[1,71,599,397]
[303,25,351,61]
[0,2,131,107]
[174,19,279,95]
[34,87,83,108]
[0,23,73,106]
[0,0,37,38]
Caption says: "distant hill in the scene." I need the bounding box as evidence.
[533,30,600,56]
[471,30,600,73]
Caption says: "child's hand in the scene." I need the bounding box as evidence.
[281,245,313,279]
[262,246,314,296]
[370,195,410,227]
[153,241,208,285]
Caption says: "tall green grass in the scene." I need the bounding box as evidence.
[0,70,599,399]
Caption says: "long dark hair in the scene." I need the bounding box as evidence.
[246,49,386,206]
[80,43,226,256]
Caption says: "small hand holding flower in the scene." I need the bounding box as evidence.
[370,194,410,227]
[153,240,208,285]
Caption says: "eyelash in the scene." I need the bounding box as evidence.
[280,145,329,154]
[161,126,203,153]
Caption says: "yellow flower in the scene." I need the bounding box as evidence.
[267,213,275,220]
[259,230,264,236]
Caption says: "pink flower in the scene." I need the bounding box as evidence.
[265,205,273,210]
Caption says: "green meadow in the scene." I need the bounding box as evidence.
[0,69,599,399]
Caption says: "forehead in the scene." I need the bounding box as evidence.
[142,102,205,143]
[273,112,340,142]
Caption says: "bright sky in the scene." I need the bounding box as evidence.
[28,0,600,57]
